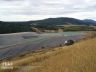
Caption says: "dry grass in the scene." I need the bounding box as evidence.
[0,37,96,72]
[84,31,96,39]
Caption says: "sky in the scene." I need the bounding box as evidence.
[0,0,96,21]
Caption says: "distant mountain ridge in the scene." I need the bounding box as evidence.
[0,17,96,34]
[83,19,96,24]
[0,17,96,26]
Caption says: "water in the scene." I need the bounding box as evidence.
[44,31,85,36]
[0,31,85,48]
[61,31,85,36]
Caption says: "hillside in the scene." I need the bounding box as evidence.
[83,19,96,24]
[1,37,96,72]
[1,17,96,26]
[33,17,96,26]
[0,17,96,34]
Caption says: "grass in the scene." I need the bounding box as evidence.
[0,37,96,72]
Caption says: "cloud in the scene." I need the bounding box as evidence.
[0,0,96,21]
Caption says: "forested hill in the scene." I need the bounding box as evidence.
[32,17,96,26]
[0,21,32,34]
[0,17,96,34]
[1,17,96,26]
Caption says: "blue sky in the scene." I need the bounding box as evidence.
[0,0,96,21]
